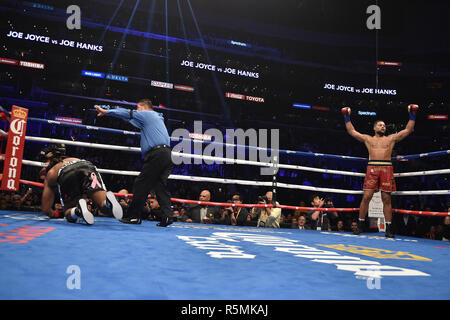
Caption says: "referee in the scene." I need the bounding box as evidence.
[94,99,173,226]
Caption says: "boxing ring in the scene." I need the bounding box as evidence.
[0,106,449,300]
[1,211,450,300]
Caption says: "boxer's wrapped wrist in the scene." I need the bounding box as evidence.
[407,105,419,120]
[52,209,64,219]
[344,115,351,123]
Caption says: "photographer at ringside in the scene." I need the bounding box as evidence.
[250,191,282,228]
[323,197,339,230]
[308,194,338,231]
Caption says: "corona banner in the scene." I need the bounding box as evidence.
[1,106,28,191]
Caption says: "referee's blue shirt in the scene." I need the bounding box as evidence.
[106,107,170,156]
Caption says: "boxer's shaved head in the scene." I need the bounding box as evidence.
[373,120,386,136]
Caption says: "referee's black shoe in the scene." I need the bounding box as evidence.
[157,216,173,227]
[119,216,142,224]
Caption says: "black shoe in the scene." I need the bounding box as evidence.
[385,223,395,238]
[353,220,364,235]
[157,216,173,227]
[119,217,142,224]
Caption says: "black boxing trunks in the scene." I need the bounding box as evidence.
[57,159,106,205]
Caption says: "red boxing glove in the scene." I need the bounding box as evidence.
[341,107,351,122]
[0,112,8,122]
[408,104,419,120]
[408,104,419,113]
[341,107,351,116]
[52,209,64,219]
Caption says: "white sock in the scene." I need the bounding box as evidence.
[70,207,79,221]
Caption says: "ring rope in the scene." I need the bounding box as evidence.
[16,135,450,178]
[2,108,449,216]
[16,159,450,195]
[9,178,450,217]
[26,116,450,162]
[19,159,361,193]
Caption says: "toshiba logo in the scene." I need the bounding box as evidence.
[19,61,44,69]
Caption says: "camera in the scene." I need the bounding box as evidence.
[258,195,269,203]
[324,197,334,208]
[225,200,233,211]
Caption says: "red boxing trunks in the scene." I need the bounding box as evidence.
[363,160,396,193]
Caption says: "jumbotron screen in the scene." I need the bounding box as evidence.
[2,0,445,119]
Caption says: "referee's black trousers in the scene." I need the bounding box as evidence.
[127,147,173,220]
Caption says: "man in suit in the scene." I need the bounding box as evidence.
[185,190,220,223]
[297,215,311,230]
[394,212,417,236]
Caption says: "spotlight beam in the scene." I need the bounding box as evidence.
[100,0,141,96]
[176,0,202,109]
[185,0,231,122]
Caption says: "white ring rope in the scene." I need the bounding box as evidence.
[22,135,450,178]
[18,159,450,196]
[24,136,141,153]
[394,169,450,178]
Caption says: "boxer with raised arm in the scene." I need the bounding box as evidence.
[95,98,174,226]
[341,104,419,238]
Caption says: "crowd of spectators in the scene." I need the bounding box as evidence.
[2,94,447,243]
[0,188,41,212]
[1,91,447,243]
[1,184,449,242]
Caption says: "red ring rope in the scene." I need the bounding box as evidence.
[9,179,450,217]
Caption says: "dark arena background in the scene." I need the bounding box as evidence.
[0,0,449,311]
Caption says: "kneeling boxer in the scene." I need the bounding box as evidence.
[39,145,123,225]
